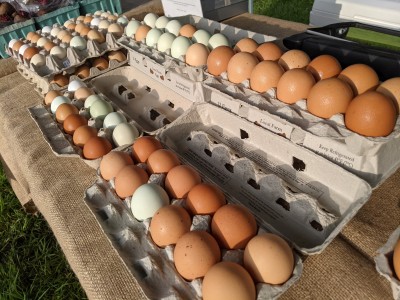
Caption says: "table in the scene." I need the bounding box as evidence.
[0,1,398,299]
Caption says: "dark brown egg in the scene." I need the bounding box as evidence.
[55,103,79,123]
[207,46,235,76]
[73,125,98,147]
[50,74,69,87]
[83,136,112,159]
[63,114,88,134]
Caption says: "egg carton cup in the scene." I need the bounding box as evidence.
[156,103,371,255]
[27,92,141,169]
[375,226,400,300]
[83,157,303,299]
[203,75,400,188]
[88,66,203,135]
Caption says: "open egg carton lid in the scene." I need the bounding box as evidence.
[202,76,400,188]
[28,81,142,169]
[116,14,278,86]
[84,147,303,300]
[156,103,371,255]
[88,66,204,134]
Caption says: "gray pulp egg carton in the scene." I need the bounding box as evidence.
[28,84,141,169]
[84,149,303,300]
[375,226,400,300]
[89,66,203,134]
[202,76,400,188]
[157,103,371,255]
[116,14,277,98]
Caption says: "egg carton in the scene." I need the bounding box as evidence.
[375,226,400,300]
[202,76,400,188]
[116,14,277,97]
[84,151,303,299]
[27,87,141,169]
[156,103,371,255]
[88,66,203,134]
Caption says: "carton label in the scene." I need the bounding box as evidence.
[147,59,166,82]
[62,59,70,68]
[247,108,293,139]
[210,91,241,114]
[170,72,194,98]
[303,133,363,169]
[128,50,146,71]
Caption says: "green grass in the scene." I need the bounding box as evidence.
[346,27,400,52]
[254,0,314,24]
[0,164,87,299]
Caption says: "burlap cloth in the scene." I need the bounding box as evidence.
[0,2,399,299]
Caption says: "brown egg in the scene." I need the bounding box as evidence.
[92,57,109,70]
[76,15,85,22]
[99,151,134,180]
[132,136,163,163]
[179,24,197,38]
[44,41,56,52]
[74,86,94,101]
[61,34,73,44]
[376,77,400,114]
[83,15,93,24]
[150,205,191,247]
[135,24,151,42]
[207,46,235,76]
[227,52,259,84]
[72,125,98,147]
[202,262,256,300]
[307,78,353,119]
[114,165,149,198]
[147,149,180,173]
[306,54,342,81]
[83,136,112,159]
[253,42,283,61]
[74,64,91,79]
[394,239,400,280]
[185,43,210,67]
[211,204,257,250]
[345,91,396,137]
[51,74,69,87]
[74,22,87,34]
[107,14,118,22]
[23,47,39,60]
[107,51,127,62]
[79,26,91,37]
[165,165,201,199]
[12,40,24,52]
[57,30,70,40]
[279,49,310,71]
[26,31,37,41]
[87,29,105,43]
[30,34,41,44]
[276,68,315,104]
[55,103,79,123]
[67,23,76,31]
[186,183,226,215]
[338,64,379,96]
[234,38,258,53]
[63,114,88,134]
[45,90,62,105]
[244,233,294,284]
[108,23,124,37]
[250,60,285,93]
[173,231,221,280]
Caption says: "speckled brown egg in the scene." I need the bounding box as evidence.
[114,165,149,198]
[165,165,202,199]
[51,74,69,87]
[132,136,163,163]
[83,136,112,159]
[253,42,283,61]
[135,24,151,42]
[63,113,88,134]
[276,68,315,104]
[207,46,235,76]
[55,103,79,123]
[74,64,91,79]
[306,54,342,81]
[45,90,62,105]
[234,38,258,53]
[278,49,310,71]
[227,52,259,84]
[186,183,226,215]
[250,60,285,93]
[179,24,196,38]
[99,151,134,181]
[72,125,98,147]
[92,57,109,70]
[345,91,396,137]
[377,77,400,114]
[338,64,379,96]
[185,43,210,67]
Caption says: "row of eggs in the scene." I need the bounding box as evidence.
[98,138,296,299]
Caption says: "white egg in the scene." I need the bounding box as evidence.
[143,13,159,28]
[90,17,101,27]
[94,10,103,16]
[208,33,230,49]
[90,99,113,119]
[41,26,52,34]
[84,94,103,109]
[8,39,18,49]
[171,36,192,60]
[146,28,163,48]
[50,46,67,59]
[165,20,182,36]
[50,26,61,37]
[30,53,46,67]
[101,12,110,18]
[103,112,127,130]
[98,19,110,30]
[51,96,71,113]
[157,32,176,52]
[68,80,86,92]
[192,29,211,46]
[18,44,29,56]
[36,37,50,47]
[117,16,128,25]
[131,183,170,221]
[155,16,170,29]
[70,36,87,51]
[125,20,141,37]
[112,123,139,147]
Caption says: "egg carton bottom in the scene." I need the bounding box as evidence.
[84,173,303,300]
[27,100,139,169]
[157,103,372,255]
[88,66,202,135]
[203,76,400,188]
[375,226,400,300]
